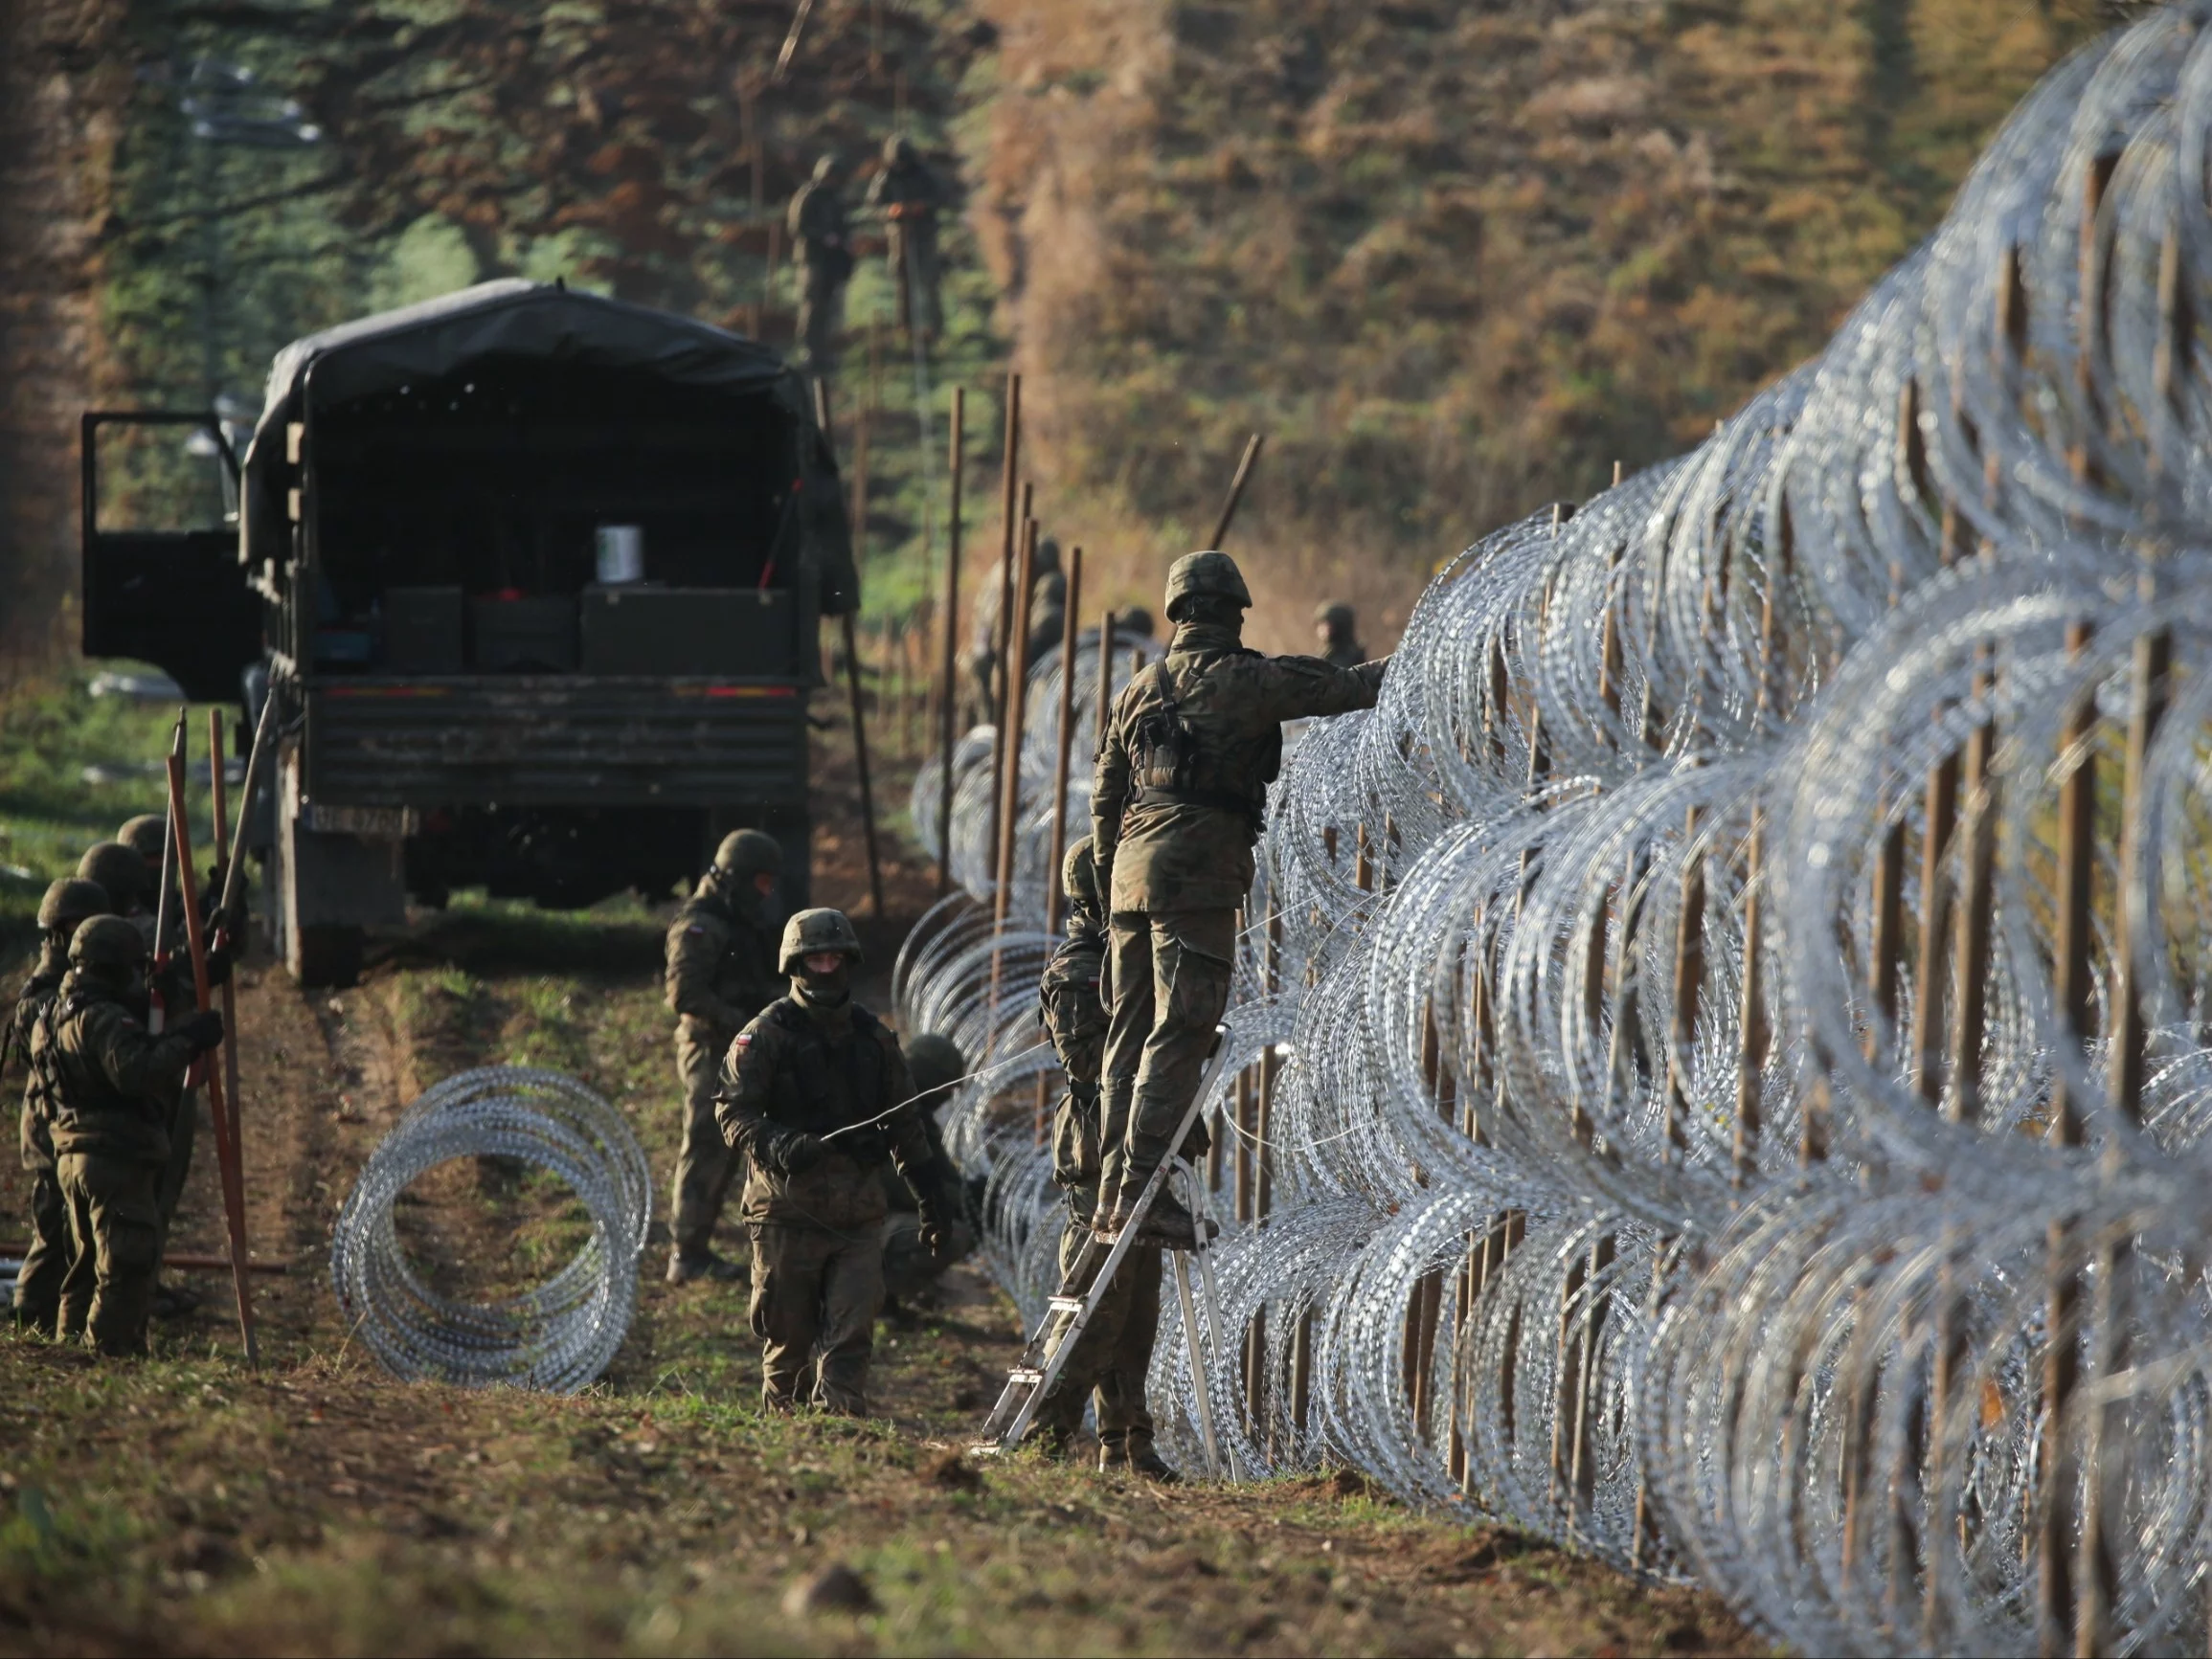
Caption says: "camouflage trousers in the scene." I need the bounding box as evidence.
[1033,1196,1161,1453]
[795,260,847,370]
[670,1032,745,1262]
[56,1151,162,1356]
[888,220,942,339]
[1098,908,1236,1204]
[12,1163,65,1334]
[747,1220,885,1416]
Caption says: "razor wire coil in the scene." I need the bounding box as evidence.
[329,1065,651,1394]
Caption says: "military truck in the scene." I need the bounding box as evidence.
[82,280,855,985]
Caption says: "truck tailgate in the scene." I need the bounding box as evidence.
[304,677,807,808]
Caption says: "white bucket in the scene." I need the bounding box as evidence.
[595,525,644,585]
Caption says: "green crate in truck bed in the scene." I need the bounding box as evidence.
[303,676,806,808]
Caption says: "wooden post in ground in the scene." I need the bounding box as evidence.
[994,520,1040,924]
[1044,546,1084,934]
[984,373,1020,880]
[842,610,886,918]
[937,387,965,895]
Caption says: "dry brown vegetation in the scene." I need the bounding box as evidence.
[962,0,2115,650]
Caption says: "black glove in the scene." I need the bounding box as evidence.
[1181,1113,1212,1160]
[179,1010,226,1056]
[775,1131,828,1176]
[204,940,234,988]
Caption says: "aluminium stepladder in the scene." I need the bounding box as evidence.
[971,1028,1244,1478]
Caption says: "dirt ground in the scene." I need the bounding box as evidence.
[0,723,1760,1656]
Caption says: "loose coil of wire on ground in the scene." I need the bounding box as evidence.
[899,11,2212,1653]
[330,1065,652,1394]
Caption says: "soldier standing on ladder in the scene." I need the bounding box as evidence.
[1089,550,1387,1249]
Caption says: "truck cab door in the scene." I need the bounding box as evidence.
[80,411,263,703]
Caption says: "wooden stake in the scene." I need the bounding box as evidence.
[1044,546,1084,933]
[985,372,1020,882]
[993,519,1039,923]
[166,727,258,1366]
[937,387,965,895]
[1209,433,1264,550]
[843,611,885,919]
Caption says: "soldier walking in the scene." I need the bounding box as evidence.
[1314,601,1366,668]
[665,829,787,1284]
[6,879,113,1334]
[1033,838,1177,1477]
[864,135,950,343]
[1091,550,1386,1246]
[786,153,853,373]
[32,916,223,1355]
[715,908,950,1415]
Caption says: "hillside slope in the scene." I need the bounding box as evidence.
[963,0,2110,644]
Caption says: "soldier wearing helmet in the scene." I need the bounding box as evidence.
[7,879,112,1333]
[787,152,853,372]
[663,828,788,1284]
[713,907,950,1415]
[1314,601,1366,669]
[878,1031,974,1311]
[77,841,147,916]
[1030,836,1176,1476]
[1091,549,1386,1248]
[863,132,951,342]
[30,915,224,1355]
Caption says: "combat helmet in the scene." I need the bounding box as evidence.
[1315,601,1356,633]
[77,841,147,910]
[1061,837,1102,923]
[69,914,147,974]
[812,152,840,181]
[118,814,168,863]
[37,878,111,935]
[713,829,785,883]
[883,133,914,166]
[779,907,865,975]
[1163,550,1251,620]
[902,1033,966,1102]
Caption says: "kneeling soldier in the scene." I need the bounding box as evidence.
[32,916,222,1356]
[715,908,946,1415]
[6,879,113,1333]
[1033,838,1176,1477]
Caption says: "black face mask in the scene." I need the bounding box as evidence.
[794,961,851,1006]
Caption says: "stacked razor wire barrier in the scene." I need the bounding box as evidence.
[900,8,2212,1650]
[330,1066,651,1393]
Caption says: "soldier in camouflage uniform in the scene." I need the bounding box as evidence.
[1031,838,1177,1477]
[970,538,1066,716]
[664,829,786,1283]
[786,153,853,373]
[33,916,224,1355]
[6,879,112,1333]
[863,134,951,342]
[1314,602,1366,668]
[715,908,949,1414]
[1092,550,1386,1247]
[77,838,220,1312]
[879,1032,973,1310]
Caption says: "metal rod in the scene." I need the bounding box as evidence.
[842,610,885,919]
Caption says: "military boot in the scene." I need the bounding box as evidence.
[1100,1432,1179,1483]
[1127,1188,1216,1253]
[666,1248,746,1285]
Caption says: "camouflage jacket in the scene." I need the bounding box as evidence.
[665,880,779,1043]
[714,992,935,1232]
[1093,621,1387,911]
[7,938,67,1172]
[864,157,949,219]
[32,970,194,1164]
[1041,921,1109,1190]
[786,178,850,260]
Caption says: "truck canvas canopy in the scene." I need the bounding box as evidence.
[239,280,857,618]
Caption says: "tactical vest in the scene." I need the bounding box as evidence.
[33,989,156,1131]
[758,998,892,1142]
[1127,650,1282,832]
